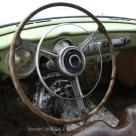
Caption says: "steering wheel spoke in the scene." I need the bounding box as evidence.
[19,39,37,52]
[79,28,99,51]
[39,48,58,59]
[19,39,58,59]
[72,76,86,113]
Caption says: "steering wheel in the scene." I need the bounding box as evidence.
[9,2,116,124]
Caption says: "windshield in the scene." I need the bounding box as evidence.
[0,0,136,26]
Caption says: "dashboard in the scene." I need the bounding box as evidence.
[0,16,136,81]
[3,35,131,78]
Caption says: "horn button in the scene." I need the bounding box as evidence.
[58,46,86,76]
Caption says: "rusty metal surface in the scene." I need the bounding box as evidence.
[9,2,116,125]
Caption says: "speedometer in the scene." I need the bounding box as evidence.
[53,38,73,53]
[6,47,35,78]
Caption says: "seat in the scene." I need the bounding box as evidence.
[63,105,136,136]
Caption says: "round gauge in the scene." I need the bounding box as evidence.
[6,47,35,78]
[53,38,72,53]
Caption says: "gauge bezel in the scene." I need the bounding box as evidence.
[52,37,73,53]
[6,47,35,78]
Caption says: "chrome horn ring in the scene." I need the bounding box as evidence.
[35,23,102,100]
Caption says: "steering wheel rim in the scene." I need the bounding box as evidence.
[9,2,116,124]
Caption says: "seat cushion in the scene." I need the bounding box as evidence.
[63,105,136,136]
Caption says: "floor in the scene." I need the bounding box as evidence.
[0,78,136,136]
